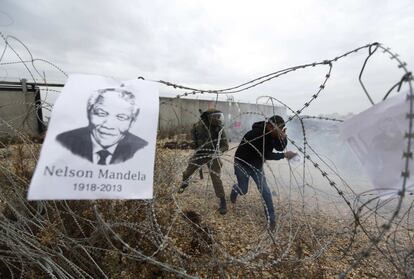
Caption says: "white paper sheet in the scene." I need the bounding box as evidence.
[341,91,414,199]
[28,74,159,200]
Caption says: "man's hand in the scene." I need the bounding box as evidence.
[277,127,287,140]
[284,151,297,160]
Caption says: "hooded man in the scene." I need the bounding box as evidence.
[178,109,229,214]
[230,115,296,230]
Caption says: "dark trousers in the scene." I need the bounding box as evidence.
[231,162,275,223]
[182,154,225,198]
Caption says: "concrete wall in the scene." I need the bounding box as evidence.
[0,84,43,139]
[0,82,287,142]
[158,97,287,141]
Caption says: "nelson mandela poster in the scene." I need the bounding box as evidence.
[28,74,159,200]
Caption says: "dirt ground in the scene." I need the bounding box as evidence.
[0,142,408,278]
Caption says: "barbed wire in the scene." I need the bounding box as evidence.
[0,30,413,278]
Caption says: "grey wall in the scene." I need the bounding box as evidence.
[0,85,286,141]
[0,87,42,139]
[158,97,287,141]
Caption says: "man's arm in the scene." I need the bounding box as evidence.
[265,136,286,161]
[219,128,229,152]
[191,124,198,147]
[274,137,288,151]
[264,149,297,161]
[264,150,285,160]
[195,122,210,149]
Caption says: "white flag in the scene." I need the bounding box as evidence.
[341,91,414,199]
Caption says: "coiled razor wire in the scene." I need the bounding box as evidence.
[0,31,413,278]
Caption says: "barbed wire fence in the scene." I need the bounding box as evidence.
[0,30,413,278]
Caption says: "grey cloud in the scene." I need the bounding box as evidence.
[1,0,414,115]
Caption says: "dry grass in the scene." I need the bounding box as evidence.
[0,141,406,278]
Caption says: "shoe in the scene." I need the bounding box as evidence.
[230,189,237,204]
[219,197,227,215]
[178,181,189,194]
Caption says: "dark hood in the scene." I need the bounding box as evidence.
[251,121,266,131]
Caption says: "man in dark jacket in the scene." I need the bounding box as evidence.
[178,109,229,215]
[230,115,296,230]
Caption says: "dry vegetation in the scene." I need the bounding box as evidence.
[0,140,406,278]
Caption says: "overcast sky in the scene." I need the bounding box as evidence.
[1,0,414,115]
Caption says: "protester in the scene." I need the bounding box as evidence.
[179,109,229,214]
[230,115,297,230]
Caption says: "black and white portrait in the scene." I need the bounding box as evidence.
[56,88,148,165]
[28,74,159,200]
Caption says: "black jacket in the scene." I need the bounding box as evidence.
[56,127,148,164]
[235,121,287,168]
